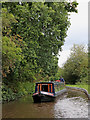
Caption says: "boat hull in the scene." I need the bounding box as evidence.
[32,94,55,103]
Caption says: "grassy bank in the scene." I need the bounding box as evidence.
[66,84,89,94]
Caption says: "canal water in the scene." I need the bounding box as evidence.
[2,91,88,118]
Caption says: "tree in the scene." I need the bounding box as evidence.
[2,8,17,36]
[63,44,88,84]
[2,1,78,82]
[2,8,23,78]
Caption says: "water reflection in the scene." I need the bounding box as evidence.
[2,91,88,118]
[2,95,55,118]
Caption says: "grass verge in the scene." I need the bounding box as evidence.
[66,84,90,94]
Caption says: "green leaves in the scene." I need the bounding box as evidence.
[2,36,23,76]
[2,2,78,82]
[63,44,88,84]
[65,1,78,13]
[2,8,17,36]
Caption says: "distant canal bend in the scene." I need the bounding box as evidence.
[2,91,88,118]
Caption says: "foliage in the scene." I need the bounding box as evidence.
[2,8,23,79]
[63,44,88,84]
[2,2,78,78]
[2,82,35,102]
[54,67,64,80]
[2,2,78,101]
[2,36,23,77]
[2,8,17,36]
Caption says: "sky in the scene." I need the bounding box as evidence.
[58,0,88,67]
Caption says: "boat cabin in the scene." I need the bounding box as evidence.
[35,82,55,95]
[54,81,65,92]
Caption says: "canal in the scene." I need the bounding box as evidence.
[2,91,88,118]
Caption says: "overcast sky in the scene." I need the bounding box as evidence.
[58,0,88,67]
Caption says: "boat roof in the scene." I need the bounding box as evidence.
[36,82,54,85]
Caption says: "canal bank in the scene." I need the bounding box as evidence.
[66,86,90,100]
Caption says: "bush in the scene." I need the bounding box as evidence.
[2,84,16,102]
[2,81,35,102]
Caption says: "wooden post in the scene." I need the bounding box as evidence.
[38,84,40,93]
[48,84,49,92]
[51,84,52,93]
[40,84,41,91]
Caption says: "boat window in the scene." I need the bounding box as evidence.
[42,85,48,92]
[36,83,54,93]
